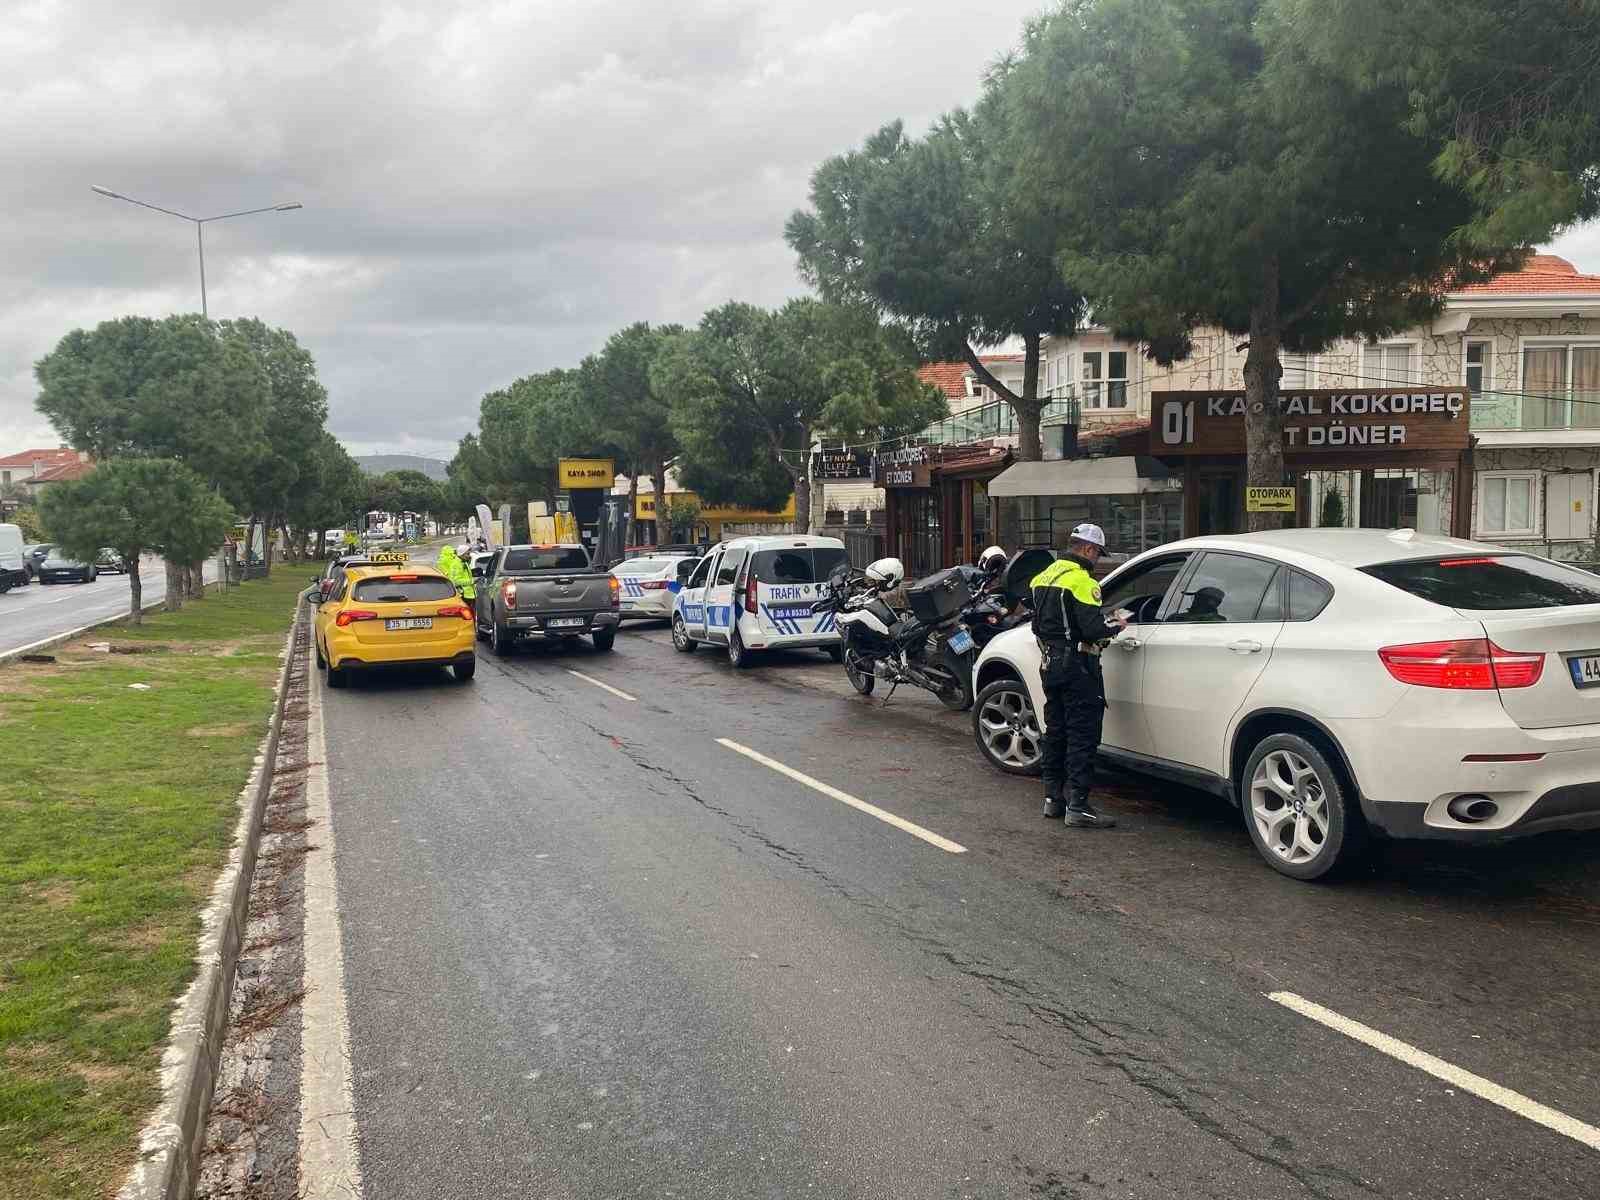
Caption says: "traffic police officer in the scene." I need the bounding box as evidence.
[436,543,476,602]
[1030,523,1124,828]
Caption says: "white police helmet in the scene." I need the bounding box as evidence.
[1070,523,1107,549]
[864,556,905,590]
[978,545,1007,575]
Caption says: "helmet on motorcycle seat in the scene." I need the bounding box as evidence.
[978,545,1006,576]
[863,556,905,590]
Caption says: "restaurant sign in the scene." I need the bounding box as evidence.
[1151,390,1470,456]
[873,444,932,487]
[811,447,875,480]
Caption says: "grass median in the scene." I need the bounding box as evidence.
[0,573,304,1200]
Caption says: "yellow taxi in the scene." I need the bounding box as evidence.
[312,554,476,687]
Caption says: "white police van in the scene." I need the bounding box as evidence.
[670,534,847,667]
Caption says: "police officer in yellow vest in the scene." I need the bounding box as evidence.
[1030,523,1125,828]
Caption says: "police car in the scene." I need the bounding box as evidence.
[670,535,847,668]
[612,553,695,620]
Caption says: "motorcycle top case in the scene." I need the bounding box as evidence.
[904,567,972,625]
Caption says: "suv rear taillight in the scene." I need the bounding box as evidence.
[502,579,517,608]
[1378,638,1544,690]
[609,576,621,610]
[745,574,758,614]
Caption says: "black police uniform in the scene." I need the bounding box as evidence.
[1030,552,1119,826]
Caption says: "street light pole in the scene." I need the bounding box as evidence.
[91,185,303,318]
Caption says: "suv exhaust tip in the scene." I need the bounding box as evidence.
[1446,795,1499,824]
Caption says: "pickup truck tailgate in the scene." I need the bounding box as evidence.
[514,574,612,614]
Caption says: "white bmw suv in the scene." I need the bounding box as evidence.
[971,528,1600,880]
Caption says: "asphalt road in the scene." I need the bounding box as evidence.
[316,618,1600,1199]
[0,556,218,656]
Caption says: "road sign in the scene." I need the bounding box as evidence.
[1247,486,1297,513]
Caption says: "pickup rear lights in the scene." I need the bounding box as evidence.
[745,575,758,614]
[502,579,517,607]
[609,576,621,610]
[335,608,379,627]
[435,604,474,620]
[1378,638,1544,689]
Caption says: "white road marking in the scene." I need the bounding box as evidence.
[566,669,637,702]
[1267,991,1600,1152]
[715,738,967,855]
[301,650,365,1198]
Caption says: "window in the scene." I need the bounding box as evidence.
[1081,351,1130,409]
[1365,343,1415,387]
[1363,555,1600,610]
[1280,353,1317,391]
[1255,568,1287,621]
[1101,553,1192,624]
[1477,472,1537,537]
[715,548,747,586]
[750,547,848,584]
[352,576,458,602]
[1167,552,1281,623]
[1287,571,1334,621]
[613,557,677,575]
[1522,343,1600,430]
[1465,342,1493,398]
[687,556,712,589]
[500,547,590,572]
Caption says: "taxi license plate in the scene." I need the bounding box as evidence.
[948,629,975,654]
[1569,654,1600,688]
[548,616,586,629]
[385,617,432,631]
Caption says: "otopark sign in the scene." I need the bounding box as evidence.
[1151,389,1470,455]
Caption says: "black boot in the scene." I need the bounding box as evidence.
[1065,791,1116,829]
[1042,783,1066,820]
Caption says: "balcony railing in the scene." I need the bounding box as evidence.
[1472,390,1600,432]
[919,389,1083,446]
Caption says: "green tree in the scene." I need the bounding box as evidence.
[1286,0,1600,246]
[663,300,944,531]
[1001,0,1523,525]
[38,459,233,623]
[284,432,367,556]
[787,106,1086,460]
[580,324,683,547]
[10,505,45,542]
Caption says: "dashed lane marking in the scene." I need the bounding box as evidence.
[301,648,365,1198]
[566,669,637,702]
[1268,991,1600,1152]
[715,738,967,855]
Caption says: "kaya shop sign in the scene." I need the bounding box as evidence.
[1152,389,1470,456]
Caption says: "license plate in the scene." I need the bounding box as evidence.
[948,629,975,654]
[770,606,813,621]
[1569,654,1600,688]
[385,617,432,631]
[548,616,586,629]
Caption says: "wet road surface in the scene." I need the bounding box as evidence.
[314,618,1600,1198]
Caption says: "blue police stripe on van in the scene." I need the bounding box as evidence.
[814,610,837,635]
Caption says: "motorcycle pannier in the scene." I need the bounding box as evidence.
[905,567,971,625]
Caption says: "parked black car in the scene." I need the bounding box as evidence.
[37,550,97,584]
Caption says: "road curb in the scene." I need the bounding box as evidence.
[116,611,304,1200]
[0,579,225,666]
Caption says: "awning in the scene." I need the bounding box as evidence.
[987,455,1174,498]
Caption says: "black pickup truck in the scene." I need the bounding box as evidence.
[472,544,621,655]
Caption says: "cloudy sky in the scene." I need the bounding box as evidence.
[5,1,1597,462]
[2,0,1050,460]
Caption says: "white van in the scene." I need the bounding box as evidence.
[670,534,847,667]
[0,524,29,593]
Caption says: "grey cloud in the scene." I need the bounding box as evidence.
[3,0,1045,456]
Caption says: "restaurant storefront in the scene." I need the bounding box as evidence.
[1151,388,1473,538]
[877,443,1012,575]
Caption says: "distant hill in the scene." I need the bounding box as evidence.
[354,454,450,481]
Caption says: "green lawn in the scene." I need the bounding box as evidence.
[0,574,304,1199]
